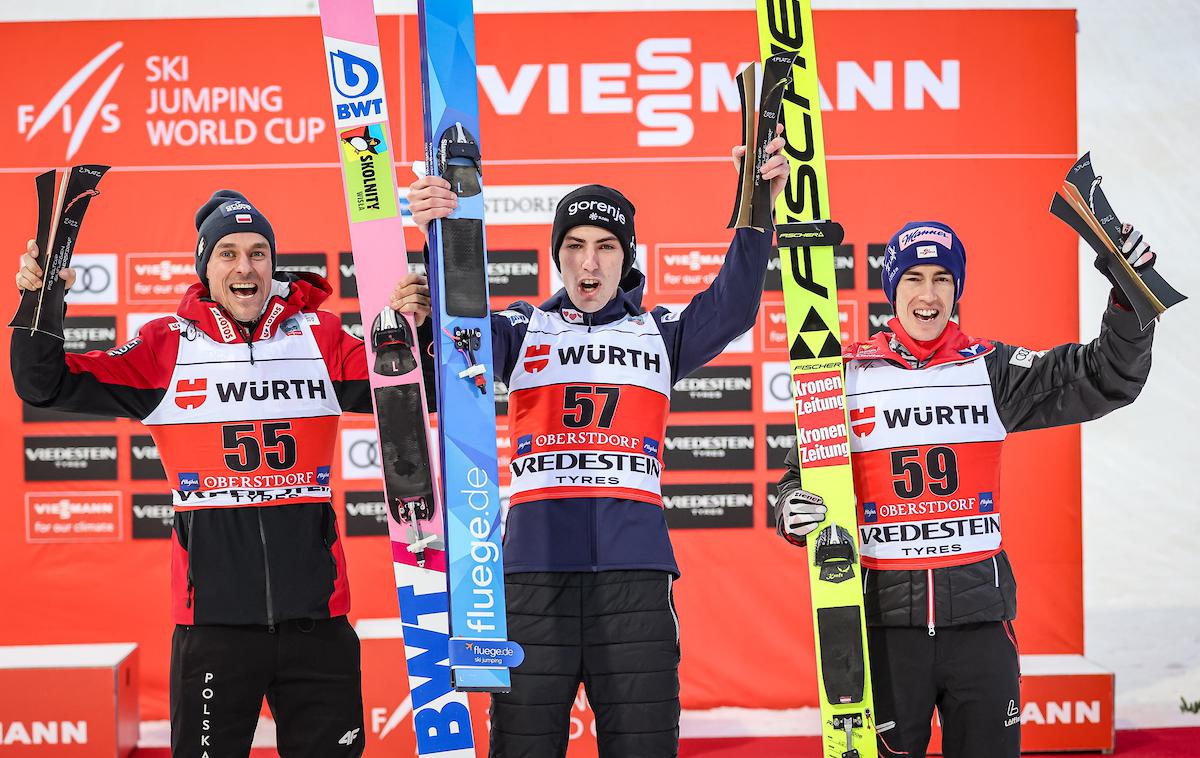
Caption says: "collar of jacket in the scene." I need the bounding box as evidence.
[541,268,647,326]
[843,318,994,368]
[176,272,332,344]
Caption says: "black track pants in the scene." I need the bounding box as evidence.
[489,570,681,758]
[870,621,1020,758]
[169,616,365,758]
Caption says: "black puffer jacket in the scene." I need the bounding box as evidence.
[779,299,1153,628]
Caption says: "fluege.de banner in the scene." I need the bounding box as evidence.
[0,9,1077,733]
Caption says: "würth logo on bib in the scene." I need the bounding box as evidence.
[851,406,876,437]
[523,344,551,373]
[175,378,207,409]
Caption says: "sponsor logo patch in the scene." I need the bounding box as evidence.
[1009,346,1045,368]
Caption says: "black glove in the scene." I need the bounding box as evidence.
[1095,223,1155,309]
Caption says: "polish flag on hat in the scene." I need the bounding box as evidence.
[235,213,252,223]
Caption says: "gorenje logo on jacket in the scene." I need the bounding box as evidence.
[845,353,1005,569]
[142,312,342,509]
[506,308,672,506]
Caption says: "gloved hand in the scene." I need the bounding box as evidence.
[1096,223,1155,309]
[775,486,827,546]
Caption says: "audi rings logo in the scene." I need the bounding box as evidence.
[348,440,378,468]
[341,429,381,479]
[761,361,794,413]
[64,254,118,304]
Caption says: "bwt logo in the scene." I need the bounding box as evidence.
[17,42,124,160]
[329,48,383,121]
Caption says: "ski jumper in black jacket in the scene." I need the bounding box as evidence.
[778,224,1154,758]
[11,191,375,758]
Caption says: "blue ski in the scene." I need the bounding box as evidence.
[417,0,521,693]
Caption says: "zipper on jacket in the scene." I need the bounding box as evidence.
[256,510,276,632]
[992,556,1000,588]
[926,568,936,637]
[184,511,196,609]
[589,500,598,567]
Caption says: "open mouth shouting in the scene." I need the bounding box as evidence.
[229,281,259,300]
[913,307,939,324]
[578,278,602,297]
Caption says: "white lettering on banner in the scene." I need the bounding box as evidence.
[0,720,88,745]
[1020,700,1103,726]
[478,39,960,147]
[139,52,327,146]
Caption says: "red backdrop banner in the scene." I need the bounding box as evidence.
[0,9,1078,725]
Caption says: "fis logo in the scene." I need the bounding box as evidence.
[174,378,208,410]
[178,473,200,491]
[979,491,994,513]
[17,42,125,160]
[522,344,551,373]
[516,435,533,456]
[642,437,660,458]
[959,343,987,358]
[863,501,878,523]
[316,466,331,486]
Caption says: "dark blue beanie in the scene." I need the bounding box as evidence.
[881,221,966,305]
[194,190,276,287]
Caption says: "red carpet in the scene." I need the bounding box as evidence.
[131,727,1200,756]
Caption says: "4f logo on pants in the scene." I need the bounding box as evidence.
[339,727,361,745]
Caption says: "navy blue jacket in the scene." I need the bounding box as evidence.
[491,227,773,575]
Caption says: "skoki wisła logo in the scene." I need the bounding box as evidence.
[325,39,387,126]
[17,42,124,160]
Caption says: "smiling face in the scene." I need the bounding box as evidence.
[557,225,625,313]
[894,264,955,341]
[206,232,274,323]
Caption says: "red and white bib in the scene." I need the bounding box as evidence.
[507,308,672,506]
[143,313,342,510]
[846,355,1006,569]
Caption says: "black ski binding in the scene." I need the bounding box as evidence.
[438,121,482,197]
[814,524,857,584]
[391,495,437,568]
[392,495,433,524]
[450,326,487,394]
[371,307,418,376]
[832,713,864,758]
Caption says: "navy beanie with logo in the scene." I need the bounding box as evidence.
[881,220,967,305]
[194,190,276,287]
[550,185,637,275]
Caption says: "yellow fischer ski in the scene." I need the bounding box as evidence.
[753,2,879,755]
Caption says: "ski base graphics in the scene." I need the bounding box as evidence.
[318,0,475,754]
[418,0,521,693]
[752,1,880,755]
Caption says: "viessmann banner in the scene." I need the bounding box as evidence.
[0,7,1078,741]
